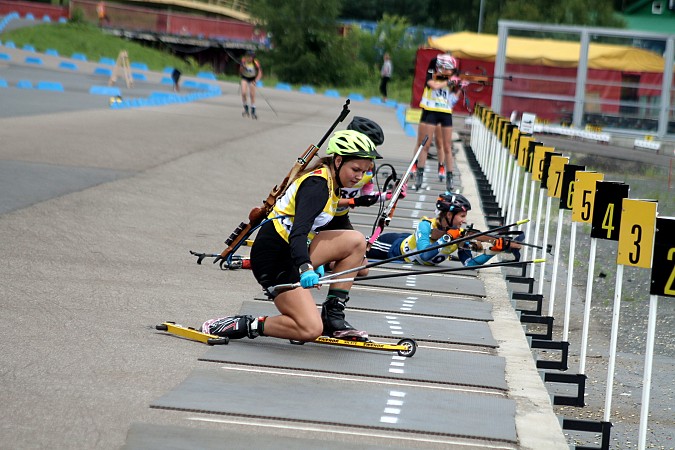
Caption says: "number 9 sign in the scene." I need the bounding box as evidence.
[617,199,657,269]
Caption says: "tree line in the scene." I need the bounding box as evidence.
[250,0,626,87]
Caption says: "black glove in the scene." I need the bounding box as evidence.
[351,194,380,207]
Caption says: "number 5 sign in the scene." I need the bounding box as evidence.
[617,199,657,269]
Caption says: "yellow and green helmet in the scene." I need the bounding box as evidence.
[326,130,382,160]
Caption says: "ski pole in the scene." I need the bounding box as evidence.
[267,258,545,295]
[368,136,428,246]
[323,218,530,281]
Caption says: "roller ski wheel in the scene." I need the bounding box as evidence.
[396,338,417,357]
[242,111,250,118]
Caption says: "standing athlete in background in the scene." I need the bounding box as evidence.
[411,53,462,193]
[379,53,392,102]
[240,51,262,119]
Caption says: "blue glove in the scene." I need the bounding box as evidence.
[300,270,320,288]
[315,264,325,277]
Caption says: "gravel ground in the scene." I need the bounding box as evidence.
[534,153,675,449]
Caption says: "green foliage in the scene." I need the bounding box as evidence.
[69,7,85,24]
[251,0,364,85]
[1,23,194,74]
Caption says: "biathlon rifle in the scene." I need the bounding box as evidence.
[367,135,428,248]
[434,66,513,112]
[191,100,352,267]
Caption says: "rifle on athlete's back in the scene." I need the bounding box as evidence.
[190,99,352,269]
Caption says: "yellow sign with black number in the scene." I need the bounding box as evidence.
[518,136,533,167]
[546,155,569,198]
[617,199,657,268]
[572,171,604,223]
[510,127,520,156]
[531,146,554,182]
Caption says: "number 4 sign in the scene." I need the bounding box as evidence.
[617,199,657,269]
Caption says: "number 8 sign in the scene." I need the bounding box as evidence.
[617,199,657,269]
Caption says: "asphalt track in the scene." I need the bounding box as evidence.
[0,44,572,449]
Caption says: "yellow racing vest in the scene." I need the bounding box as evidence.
[269,167,339,242]
[419,85,458,114]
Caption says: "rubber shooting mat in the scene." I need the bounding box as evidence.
[254,288,491,321]
[150,368,517,443]
[122,422,395,450]
[239,300,498,347]
[199,338,507,390]
[355,269,486,297]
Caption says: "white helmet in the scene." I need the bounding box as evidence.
[436,54,457,73]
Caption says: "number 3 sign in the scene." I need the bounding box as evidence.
[617,199,657,269]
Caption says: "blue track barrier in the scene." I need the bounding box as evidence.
[89,85,121,96]
[37,81,64,92]
[59,61,77,70]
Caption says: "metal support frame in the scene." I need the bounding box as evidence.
[513,292,543,315]
[561,419,612,450]
[544,372,587,407]
[494,20,675,138]
[531,339,570,371]
[520,314,553,340]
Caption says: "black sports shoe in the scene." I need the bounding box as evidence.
[445,172,454,193]
[321,296,368,339]
[201,315,258,339]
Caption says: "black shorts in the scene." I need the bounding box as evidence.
[241,76,256,83]
[420,110,453,127]
[250,221,299,291]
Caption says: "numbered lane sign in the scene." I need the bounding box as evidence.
[546,155,569,198]
[650,216,675,297]
[531,146,554,182]
[559,164,585,210]
[591,182,630,240]
[525,141,541,173]
[617,199,657,268]
[571,171,604,223]
[518,136,533,166]
[505,124,516,151]
[540,152,562,190]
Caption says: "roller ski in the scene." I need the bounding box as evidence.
[156,321,416,356]
[156,321,229,345]
[290,335,417,357]
[250,107,257,120]
[242,105,250,118]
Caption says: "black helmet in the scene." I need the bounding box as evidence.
[436,193,471,213]
[347,116,385,146]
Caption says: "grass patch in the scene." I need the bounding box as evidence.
[1,22,198,74]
